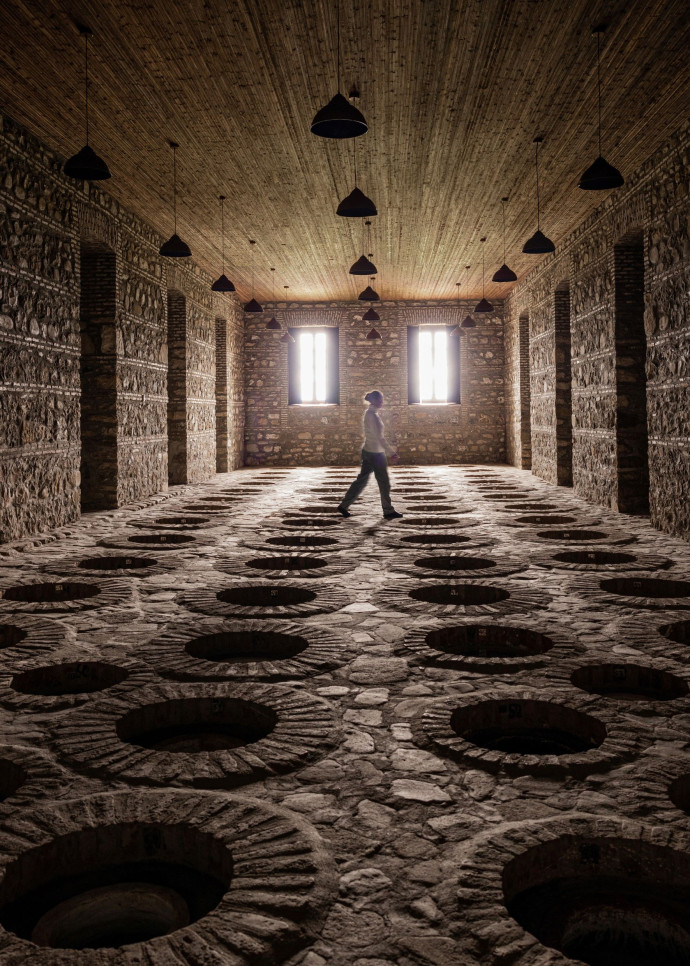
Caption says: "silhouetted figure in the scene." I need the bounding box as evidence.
[337,390,403,519]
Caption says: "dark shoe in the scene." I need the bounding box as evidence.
[337,505,351,518]
[384,510,403,519]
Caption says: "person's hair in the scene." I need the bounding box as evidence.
[364,390,383,405]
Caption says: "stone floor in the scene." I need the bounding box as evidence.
[1,464,690,964]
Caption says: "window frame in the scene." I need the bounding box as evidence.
[407,325,461,405]
[287,326,340,406]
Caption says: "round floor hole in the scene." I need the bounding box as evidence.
[265,534,339,549]
[185,630,308,664]
[482,494,529,501]
[554,550,638,566]
[451,699,606,756]
[507,503,562,511]
[516,514,578,525]
[409,584,510,606]
[571,663,689,701]
[217,586,317,607]
[0,759,26,802]
[282,517,341,528]
[11,662,129,696]
[127,534,194,547]
[401,533,473,546]
[0,822,232,949]
[117,696,277,753]
[292,505,340,515]
[403,494,448,501]
[538,529,608,541]
[0,625,28,649]
[669,774,690,814]
[415,555,496,572]
[426,625,554,659]
[182,503,229,512]
[77,556,157,572]
[153,516,210,526]
[660,622,690,646]
[504,836,690,966]
[0,582,100,604]
[246,555,328,572]
[601,577,690,599]
[400,517,462,527]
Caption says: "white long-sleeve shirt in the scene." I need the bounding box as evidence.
[363,406,393,455]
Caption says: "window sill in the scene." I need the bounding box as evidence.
[288,403,340,408]
[408,402,461,407]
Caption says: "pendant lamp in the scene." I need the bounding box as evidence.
[337,138,377,217]
[159,143,191,257]
[523,138,555,254]
[461,266,476,329]
[366,327,382,340]
[474,239,494,313]
[350,220,377,274]
[244,240,262,312]
[211,196,235,292]
[362,306,380,322]
[579,26,624,190]
[311,5,367,138]
[266,268,281,329]
[63,27,111,181]
[358,275,379,302]
[279,287,295,342]
[492,198,518,282]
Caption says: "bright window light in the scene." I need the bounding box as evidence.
[419,328,448,402]
[300,331,328,402]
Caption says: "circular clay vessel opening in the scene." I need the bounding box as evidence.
[127,534,194,547]
[409,584,510,606]
[217,586,317,607]
[553,550,638,566]
[265,535,339,549]
[503,836,690,966]
[185,630,308,663]
[401,533,473,546]
[154,516,211,527]
[0,759,26,802]
[246,556,328,572]
[600,577,690,599]
[11,662,129,697]
[660,622,690,647]
[537,529,608,542]
[415,555,496,572]
[426,625,554,659]
[515,515,578,525]
[399,517,461,527]
[570,664,689,701]
[0,822,232,949]
[117,696,277,752]
[282,517,340,528]
[78,556,157,572]
[451,698,606,756]
[669,774,690,815]
[0,582,100,604]
[0,625,28,649]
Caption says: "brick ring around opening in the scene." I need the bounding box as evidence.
[439,816,690,966]
[279,516,344,529]
[375,578,550,618]
[599,614,690,670]
[0,615,75,670]
[37,550,183,579]
[530,547,672,572]
[527,526,637,545]
[216,552,358,580]
[128,514,216,530]
[0,653,152,713]
[624,756,690,826]
[98,530,209,551]
[179,577,354,619]
[397,615,583,673]
[0,744,63,819]
[379,520,482,549]
[51,681,341,789]
[135,618,353,681]
[0,789,335,964]
[396,514,477,529]
[0,575,134,614]
[240,531,351,553]
[391,551,526,580]
[501,512,604,529]
[412,688,644,778]
[568,573,690,610]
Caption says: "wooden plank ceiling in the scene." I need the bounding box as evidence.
[1,0,688,302]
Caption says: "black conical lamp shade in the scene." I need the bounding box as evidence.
[159,233,192,257]
[579,155,624,190]
[211,273,235,292]
[350,255,377,275]
[461,314,476,329]
[358,285,379,302]
[311,92,368,139]
[522,229,555,254]
[492,263,517,283]
[244,298,263,313]
[337,187,377,218]
[362,307,380,322]
[474,298,494,314]
[366,328,382,340]
[266,317,281,330]
[64,144,111,181]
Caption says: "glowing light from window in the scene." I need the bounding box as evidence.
[300,331,328,402]
[419,328,448,402]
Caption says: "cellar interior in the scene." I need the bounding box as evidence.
[0,0,690,964]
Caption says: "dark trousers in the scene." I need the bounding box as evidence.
[340,449,393,513]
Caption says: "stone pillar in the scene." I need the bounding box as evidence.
[167,290,188,484]
[215,316,230,472]
[554,285,573,486]
[518,314,532,469]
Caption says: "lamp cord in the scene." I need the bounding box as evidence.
[597,30,602,156]
[84,33,90,145]
[172,146,178,234]
[502,201,507,263]
[535,141,541,229]
[336,0,341,90]
[220,197,225,272]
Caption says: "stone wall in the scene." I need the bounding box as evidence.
[504,120,690,540]
[244,301,505,466]
[0,112,242,542]
[215,297,245,473]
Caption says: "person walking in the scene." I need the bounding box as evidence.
[337,390,403,520]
